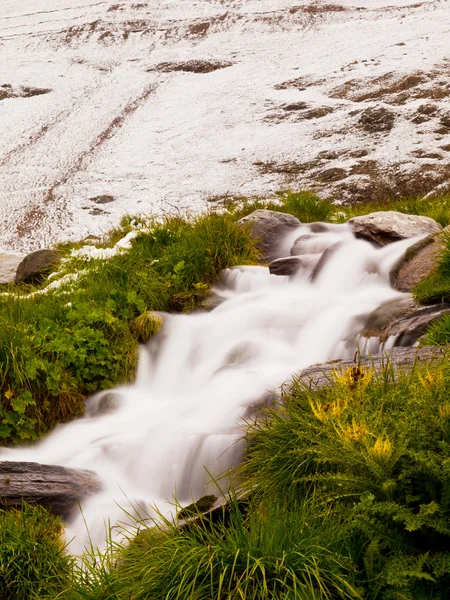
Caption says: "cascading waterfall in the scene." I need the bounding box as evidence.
[0,223,422,553]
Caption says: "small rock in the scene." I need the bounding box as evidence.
[309,223,329,233]
[0,253,25,284]
[348,211,441,246]
[282,102,308,111]
[0,461,102,520]
[318,167,347,182]
[390,232,443,291]
[238,210,301,262]
[359,106,396,133]
[417,103,438,115]
[268,256,305,276]
[300,107,333,120]
[15,249,60,284]
[90,194,116,204]
[291,234,313,255]
[440,112,450,129]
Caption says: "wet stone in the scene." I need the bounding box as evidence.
[268,256,305,276]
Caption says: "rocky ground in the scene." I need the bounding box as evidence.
[1,0,449,252]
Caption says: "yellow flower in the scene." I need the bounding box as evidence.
[369,436,393,461]
[335,365,373,390]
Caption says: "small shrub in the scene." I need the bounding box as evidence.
[243,357,450,598]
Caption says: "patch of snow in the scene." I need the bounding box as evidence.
[0,0,449,252]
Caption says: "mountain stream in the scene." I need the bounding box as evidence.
[1,222,421,552]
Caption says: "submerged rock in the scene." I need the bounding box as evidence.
[0,461,102,520]
[15,249,60,283]
[238,209,300,261]
[268,256,304,276]
[359,296,450,347]
[349,211,441,246]
[390,232,444,291]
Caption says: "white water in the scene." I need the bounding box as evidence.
[1,224,420,552]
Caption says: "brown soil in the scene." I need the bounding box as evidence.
[274,75,327,91]
[330,70,450,105]
[265,106,333,124]
[16,206,48,239]
[151,60,233,74]
[333,162,450,204]
[0,85,51,101]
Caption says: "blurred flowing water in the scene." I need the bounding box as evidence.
[2,223,419,552]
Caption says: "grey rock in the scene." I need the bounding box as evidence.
[0,253,24,284]
[358,296,450,347]
[390,232,443,291]
[238,209,301,261]
[292,346,444,392]
[0,461,102,520]
[349,211,441,246]
[290,234,313,255]
[15,249,60,283]
[90,194,115,204]
[269,256,305,276]
[291,232,337,256]
[309,223,329,233]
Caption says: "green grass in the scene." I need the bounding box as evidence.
[413,231,450,306]
[0,503,73,600]
[243,358,450,598]
[230,190,334,223]
[8,354,450,600]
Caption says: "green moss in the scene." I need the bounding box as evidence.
[177,494,218,520]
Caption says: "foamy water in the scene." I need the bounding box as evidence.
[0,223,420,552]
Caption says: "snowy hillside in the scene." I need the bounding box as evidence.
[0,0,449,251]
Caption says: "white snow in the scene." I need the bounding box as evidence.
[0,0,449,252]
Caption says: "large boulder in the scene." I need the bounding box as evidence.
[15,249,60,283]
[0,461,102,520]
[348,211,441,246]
[0,253,24,284]
[238,210,300,261]
[390,232,444,291]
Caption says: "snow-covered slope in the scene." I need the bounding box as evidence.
[0,0,449,251]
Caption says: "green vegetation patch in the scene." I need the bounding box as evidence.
[0,213,259,445]
[243,358,450,598]
[0,503,73,600]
